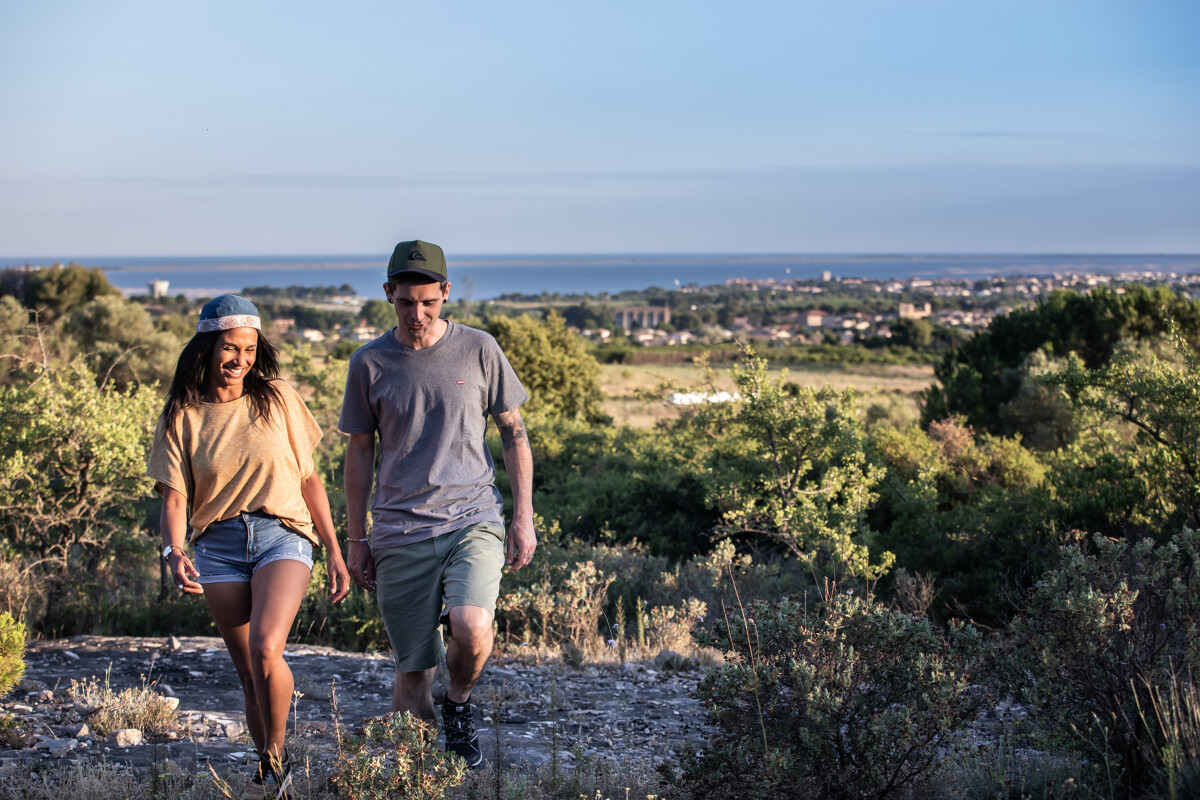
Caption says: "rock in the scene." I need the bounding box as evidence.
[10,704,33,713]
[16,679,46,694]
[36,690,54,703]
[35,738,78,757]
[61,650,81,662]
[166,636,182,652]
[654,650,687,671]
[161,696,181,713]
[72,724,89,739]
[108,729,142,748]
[158,684,175,697]
[222,721,244,739]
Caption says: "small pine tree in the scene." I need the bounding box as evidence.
[0,612,26,697]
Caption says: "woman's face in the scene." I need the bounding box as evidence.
[207,327,258,399]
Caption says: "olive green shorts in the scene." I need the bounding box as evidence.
[373,520,506,673]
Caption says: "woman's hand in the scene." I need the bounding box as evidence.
[326,549,351,604]
[170,550,203,594]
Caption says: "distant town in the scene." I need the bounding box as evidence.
[136,268,1200,356]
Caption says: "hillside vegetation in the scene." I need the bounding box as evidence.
[2,265,1199,799]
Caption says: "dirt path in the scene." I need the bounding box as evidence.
[3,636,710,779]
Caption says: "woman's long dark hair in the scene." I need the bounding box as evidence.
[158,329,283,434]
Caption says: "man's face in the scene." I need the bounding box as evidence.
[384,279,450,348]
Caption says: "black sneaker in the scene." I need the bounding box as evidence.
[243,749,293,800]
[442,696,483,769]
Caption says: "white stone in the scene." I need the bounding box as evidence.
[161,696,180,713]
[61,650,81,661]
[108,729,142,748]
[222,721,244,739]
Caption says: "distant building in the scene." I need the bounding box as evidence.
[899,302,932,319]
[614,305,670,330]
[148,279,170,298]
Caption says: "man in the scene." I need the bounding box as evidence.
[340,239,536,768]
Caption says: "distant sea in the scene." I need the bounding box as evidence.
[5,253,1200,302]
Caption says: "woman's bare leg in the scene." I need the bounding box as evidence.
[248,560,311,763]
[203,582,266,754]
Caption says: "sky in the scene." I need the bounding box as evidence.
[1,0,1198,258]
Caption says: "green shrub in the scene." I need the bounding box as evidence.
[0,611,25,697]
[1005,529,1200,798]
[683,592,986,799]
[334,711,466,799]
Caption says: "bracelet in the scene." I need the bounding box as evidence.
[347,537,369,543]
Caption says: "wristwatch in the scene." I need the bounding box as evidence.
[162,544,176,560]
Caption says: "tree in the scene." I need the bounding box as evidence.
[24,264,120,319]
[682,349,892,585]
[361,299,396,333]
[1054,334,1200,533]
[924,286,1200,442]
[486,312,608,425]
[60,295,182,389]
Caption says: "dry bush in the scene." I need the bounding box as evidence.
[67,673,177,738]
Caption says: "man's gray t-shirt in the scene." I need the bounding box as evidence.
[338,321,528,548]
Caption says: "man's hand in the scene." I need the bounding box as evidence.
[347,541,377,591]
[495,406,536,571]
[505,518,536,571]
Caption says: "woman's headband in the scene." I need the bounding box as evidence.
[196,294,261,333]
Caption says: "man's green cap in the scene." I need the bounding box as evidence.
[387,240,447,283]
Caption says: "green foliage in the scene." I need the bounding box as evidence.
[487,312,608,425]
[685,593,986,800]
[1005,530,1200,798]
[871,419,1058,623]
[0,612,25,697]
[60,295,182,388]
[334,711,467,799]
[683,349,891,584]
[0,359,158,566]
[925,286,1200,443]
[531,421,718,558]
[360,298,396,333]
[1054,335,1200,532]
[0,264,120,320]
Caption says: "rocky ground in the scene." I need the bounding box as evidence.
[1,635,713,781]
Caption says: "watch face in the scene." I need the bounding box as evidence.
[163,545,173,558]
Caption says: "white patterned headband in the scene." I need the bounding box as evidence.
[196,294,262,333]
[196,314,261,333]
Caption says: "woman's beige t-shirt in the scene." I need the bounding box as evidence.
[147,380,323,545]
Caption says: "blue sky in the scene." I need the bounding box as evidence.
[2,0,1197,257]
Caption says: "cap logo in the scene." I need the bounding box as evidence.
[409,252,427,261]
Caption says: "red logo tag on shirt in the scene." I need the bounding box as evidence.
[456,380,465,385]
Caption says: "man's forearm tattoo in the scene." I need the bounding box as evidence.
[498,415,528,451]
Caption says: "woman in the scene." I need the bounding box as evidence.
[148,294,350,799]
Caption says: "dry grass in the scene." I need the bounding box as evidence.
[599,362,933,428]
[67,672,178,738]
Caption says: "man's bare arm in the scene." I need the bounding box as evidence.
[344,432,377,590]
[494,407,535,570]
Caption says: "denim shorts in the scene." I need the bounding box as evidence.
[192,511,314,585]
